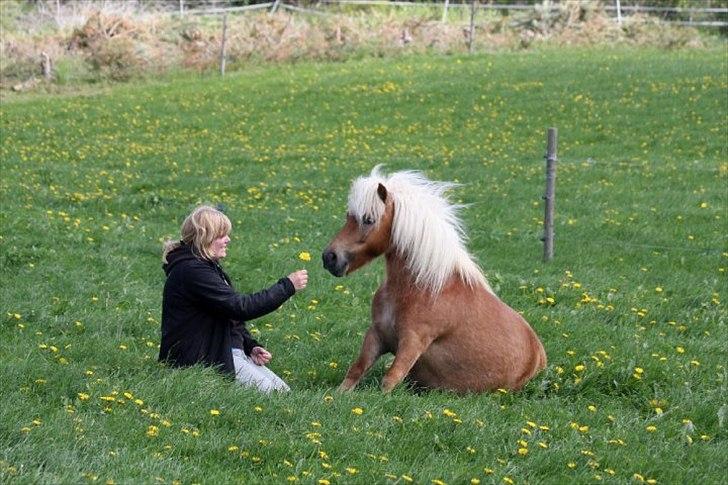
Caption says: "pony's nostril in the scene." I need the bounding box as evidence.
[322,250,337,267]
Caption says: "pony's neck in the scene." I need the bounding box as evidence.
[384,251,412,286]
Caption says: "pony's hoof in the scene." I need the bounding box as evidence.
[337,382,354,392]
[380,382,396,393]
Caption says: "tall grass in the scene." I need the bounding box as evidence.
[1,47,726,483]
[1,1,720,92]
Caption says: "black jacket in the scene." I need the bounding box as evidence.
[159,244,295,376]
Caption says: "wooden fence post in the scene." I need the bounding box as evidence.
[542,127,557,262]
[468,1,477,53]
[442,0,449,23]
[219,13,228,76]
[41,52,52,81]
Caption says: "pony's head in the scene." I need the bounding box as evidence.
[322,166,491,295]
[322,167,394,277]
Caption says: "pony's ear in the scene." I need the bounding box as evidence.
[377,183,388,203]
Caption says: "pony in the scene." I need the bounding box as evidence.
[322,167,546,393]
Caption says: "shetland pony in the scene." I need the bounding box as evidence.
[322,167,546,393]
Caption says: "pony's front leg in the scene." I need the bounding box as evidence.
[381,330,433,393]
[339,327,383,391]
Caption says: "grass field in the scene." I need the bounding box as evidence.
[1,46,726,484]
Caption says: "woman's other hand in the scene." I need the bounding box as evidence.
[250,346,272,365]
[288,269,308,291]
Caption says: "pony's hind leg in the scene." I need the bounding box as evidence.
[339,327,383,391]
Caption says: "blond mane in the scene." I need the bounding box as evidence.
[348,166,492,295]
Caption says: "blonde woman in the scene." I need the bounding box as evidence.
[160,205,307,393]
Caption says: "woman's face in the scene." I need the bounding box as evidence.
[210,233,231,260]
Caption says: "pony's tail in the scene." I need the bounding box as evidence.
[162,239,181,264]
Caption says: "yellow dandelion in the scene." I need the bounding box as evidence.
[298,251,311,262]
[352,407,364,416]
[210,409,221,416]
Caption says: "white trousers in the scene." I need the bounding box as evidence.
[231,348,290,393]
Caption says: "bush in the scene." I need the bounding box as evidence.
[86,36,146,81]
[53,55,93,85]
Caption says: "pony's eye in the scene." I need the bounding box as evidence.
[362,215,375,226]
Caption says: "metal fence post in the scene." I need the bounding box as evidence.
[616,0,622,25]
[542,127,557,262]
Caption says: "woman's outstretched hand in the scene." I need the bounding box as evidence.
[288,269,308,291]
[250,346,272,365]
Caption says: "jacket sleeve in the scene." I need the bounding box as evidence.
[184,263,296,321]
[231,323,262,356]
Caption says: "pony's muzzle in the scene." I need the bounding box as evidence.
[322,248,347,277]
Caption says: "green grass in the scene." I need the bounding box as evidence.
[1,46,726,484]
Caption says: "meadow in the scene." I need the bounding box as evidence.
[1,46,726,484]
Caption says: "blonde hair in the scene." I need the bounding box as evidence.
[162,205,232,263]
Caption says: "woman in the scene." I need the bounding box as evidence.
[160,205,307,393]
